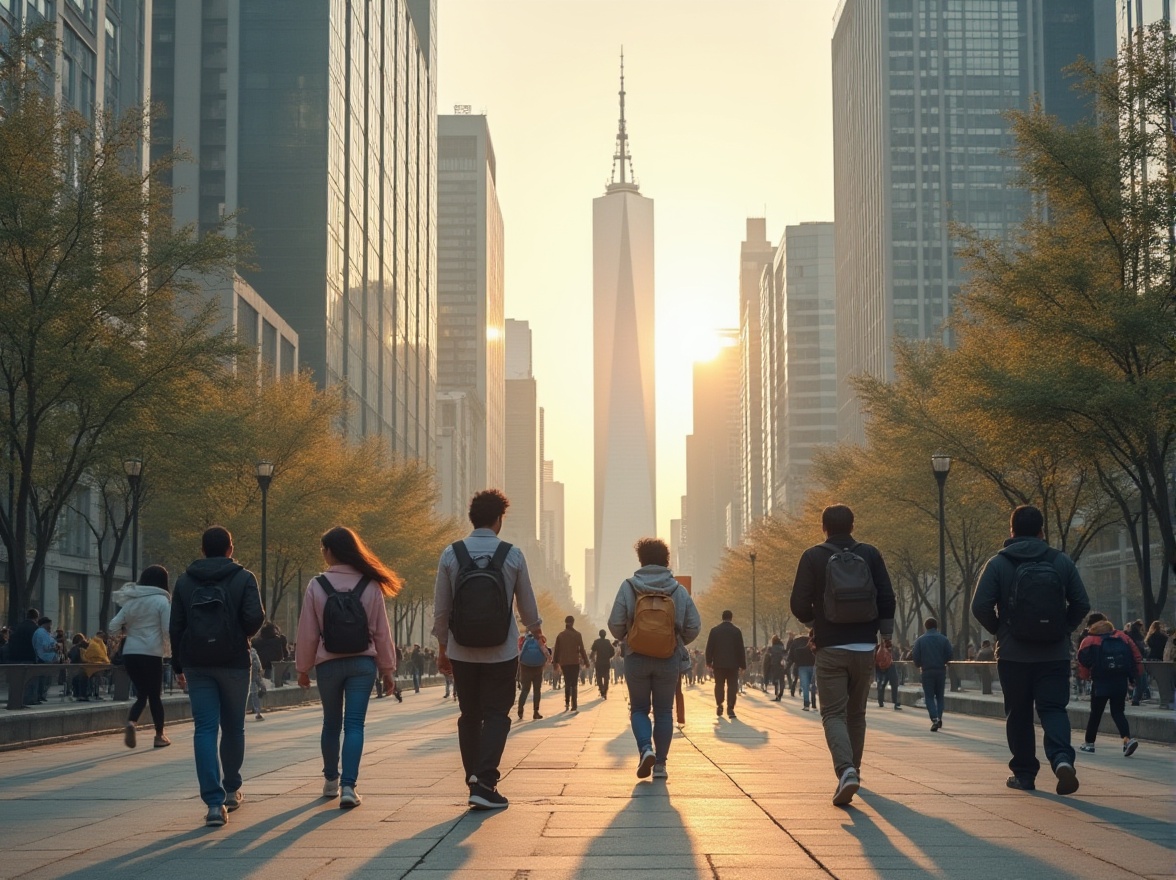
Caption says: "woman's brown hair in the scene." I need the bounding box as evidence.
[320,526,404,598]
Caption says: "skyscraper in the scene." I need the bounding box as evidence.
[592,56,655,619]
[832,0,1116,442]
[437,113,505,509]
[503,319,538,553]
[738,218,774,540]
[151,0,438,461]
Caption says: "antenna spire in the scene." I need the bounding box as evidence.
[609,48,638,191]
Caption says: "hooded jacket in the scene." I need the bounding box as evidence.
[1076,620,1143,696]
[971,536,1090,663]
[169,556,265,673]
[608,565,702,657]
[789,533,896,649]
[109,584,171,658]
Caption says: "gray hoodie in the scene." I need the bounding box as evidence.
[607,565,701,656]
[110,584,172,657]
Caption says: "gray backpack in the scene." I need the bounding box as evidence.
[821,542,879,623]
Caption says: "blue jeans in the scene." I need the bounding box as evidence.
[316,655,377,788]
[185,666,249,807]
[624,653,678,763]
[921,668,946,720]
[798,665,816,707]
[411,668,422,691]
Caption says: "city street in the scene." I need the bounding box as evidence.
[0,680,1171,880]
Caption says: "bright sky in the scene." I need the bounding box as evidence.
[437,0,838,605]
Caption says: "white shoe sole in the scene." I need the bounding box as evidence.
[637,751,656,778]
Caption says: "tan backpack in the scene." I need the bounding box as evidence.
[627,583,678,659]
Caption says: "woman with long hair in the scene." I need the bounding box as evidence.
[110,565,172,747]
[296,526,401,809]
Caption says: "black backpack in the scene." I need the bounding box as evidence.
[1096,633,1133,677]
[449,541,513,648]
[1006,550,1069,643]
[316,575,372,655]
[821,542,879,623]
[184,572,243,667]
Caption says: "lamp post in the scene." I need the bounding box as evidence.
[123,458,143,577]
[931,453,952,640]
[749,550,758,651]
[255,460,274,608]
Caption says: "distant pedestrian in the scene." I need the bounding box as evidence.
[251,622,289,679]
[1076,613,1142,757]
[433,489,543,811]
[1126,620,1149,704]
[170,526,265,827]
[410,645,425,693]
[766,635,787,700]
[591,629,615,699]
[248,645,265,721]
[516,629,550,719]
[911,618,953,731]
[552,616,589,712]
[705,611,746,719]
[972,504,1090,796]
[788,630,817,710]
[874,640,901,711]
[790,503,896,807]
[608,537,701,780]
[296,526,400,809]
[110,565,172,748]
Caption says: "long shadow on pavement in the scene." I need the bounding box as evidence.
[712,717,769,747]
[573,781,702,878]
[359,803,504,876]
[1033,793,1176,850]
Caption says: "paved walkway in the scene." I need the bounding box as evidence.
[1,681,1171,880]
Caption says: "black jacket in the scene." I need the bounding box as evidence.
[787,635,814,667]
[705,620,746,669]
[169,556,265,673]
[8,619,37,663]
[970,537,1090,663]
[789,534,896,649]
[590,636,615,668]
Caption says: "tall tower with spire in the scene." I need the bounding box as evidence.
[591,52,656,620]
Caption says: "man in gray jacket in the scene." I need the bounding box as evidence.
[609,538,701,781]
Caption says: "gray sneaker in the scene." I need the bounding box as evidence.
[205,805,227,827]
[637,748,656,778]
[832,768,860,806]
[339,786,361,808]
[225,790,243,812]
[652,764,668,779]
[323,778,340,798]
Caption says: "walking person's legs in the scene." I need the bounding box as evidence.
[844,652,874,771]
[625,654,655,758]
[921,670,938,721]
[1106,691,1133,742]
[650,660,677,764]
[713,667,727,711]
[887,667,901,707]
[724,668,740,714]
[1084,694,1108,745]
[339,657,376,788]
[450,660,485,782]
[185,669,227,808]
[799,665,815,708]
[317,658,347,783]
[815,649,855,778]
[471,658,517,788]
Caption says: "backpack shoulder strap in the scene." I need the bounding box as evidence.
[352,577,372,599]
[489,541,513,570]
[451,540,473,568]
[819,541,841,554]
[316,574,337,597]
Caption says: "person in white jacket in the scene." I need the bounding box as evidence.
[110,565,172,748]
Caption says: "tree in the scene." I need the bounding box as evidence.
[0,30,241,625]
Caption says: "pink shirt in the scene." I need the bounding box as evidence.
[295,565,397,677]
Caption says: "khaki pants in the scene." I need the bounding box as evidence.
[815,648,875,779]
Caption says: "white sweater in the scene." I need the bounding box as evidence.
[109,584,172,657]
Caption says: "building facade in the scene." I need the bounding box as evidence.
[738,218,775,541]
[503,319,538,552]
[832,0,1116,442]
[592,61,655,619]
[437,113,505,502]
[151,0,438,461]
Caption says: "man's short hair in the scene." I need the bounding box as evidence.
[469,489,509,529]
[25,608,40,620]
[722,610,733,621]
[599,629,606,638]
[822,504,855,535]
[634,537,670,567]
[924,617,938,630]
[1010,505,1044,538]
[202,526,233,558]
[565,615,575,625]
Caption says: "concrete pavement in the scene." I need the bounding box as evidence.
[0,679,1171,879]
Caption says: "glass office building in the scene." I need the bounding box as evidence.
[152,0,438,462]
[832,0,1117,442]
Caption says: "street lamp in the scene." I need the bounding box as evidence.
[749,550,758,651]
[123,458,143,577]
[931,453,952,640]
[255,460,275,606]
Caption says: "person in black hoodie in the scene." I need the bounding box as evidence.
[790,504,895,807]
[704,611,746,719]
[169,526,265,828]
[972,505,1090,796]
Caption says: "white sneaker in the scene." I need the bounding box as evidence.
[323,778,340,798]
[832,767,860,806]
[652,764,668,779]
[339,786,361,808]
[637,748,656,778]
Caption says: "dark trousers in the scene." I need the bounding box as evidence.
[451,658,517,788]
[876,665,899,705]
[921,668,946,721]
[123,654,165,735]
[595,664,610,698]
[998,658,1074,781]
[1086,690,1131,742]
[713,666,740,712]
[517,664,544,715]
[561,664,580,708]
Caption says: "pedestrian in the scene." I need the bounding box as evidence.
[789,630,817,710]
[248,645,265,720]
[1144,621,1168,670]
[433,489,543,811]
[591,629,616,699]
[971,504,1090,796]
[705,610,746,719]
[517,629,550,719]
[1076,612,1142,757]
[608,537,701,780]
[790,503,896,806]
[251,622,289,679]
[1126,620,1149,704]
[410,645,425,693]
[552,616,589,712]
[766,635,787,700]
[874,640,901,711]
[911,618,953,731]
[110,565,172,748]
[296,525,400,809]
[169,525,265,827]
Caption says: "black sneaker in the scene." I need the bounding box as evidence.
[1053,761,1079,796]
[468,783,508,810]
[205,805,227,827]
[225,790,243,812]
[715,705,722,717]
[894,705,902,711]
[1006,776,1036,791]
[727,712,736,720]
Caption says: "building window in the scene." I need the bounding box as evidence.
[61,488,91,557]
[57,571,86,635]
